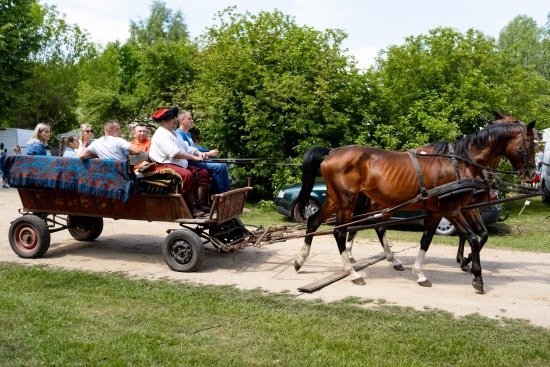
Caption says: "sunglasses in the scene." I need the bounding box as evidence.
[85,130,94,133]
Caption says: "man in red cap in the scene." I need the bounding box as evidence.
[148,106,210,218]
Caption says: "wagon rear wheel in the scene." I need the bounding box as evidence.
[67,216,104,241]
[163,230,205,272]
[9,215,51,258]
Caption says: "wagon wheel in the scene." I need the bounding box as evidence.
[9,215,51,258]
[163,230,205,272]
[67,216,104,241]
[208,218,250,251]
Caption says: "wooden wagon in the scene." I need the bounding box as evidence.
[3,155,254,272]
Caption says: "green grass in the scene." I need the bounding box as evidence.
[246,196,550,253]
[1,263,549,367]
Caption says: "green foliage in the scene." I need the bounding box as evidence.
[129,0,189,46]
[497,15,550,129]
[0,0,43,126]
[2,2,550,200]
[369,28,511,149]
[187,8,370,197]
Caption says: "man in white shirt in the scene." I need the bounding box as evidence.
[79,120,141,161]
[148,106,210,218]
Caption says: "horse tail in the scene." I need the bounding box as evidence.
[291,146,331,222]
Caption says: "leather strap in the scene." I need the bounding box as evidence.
[408,150,428,198]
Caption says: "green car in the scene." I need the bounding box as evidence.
[275,181,505,236]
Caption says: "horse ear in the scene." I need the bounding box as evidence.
[527,120,536,131]
[493,111,504,120]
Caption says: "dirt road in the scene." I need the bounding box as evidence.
[1,187,549,328]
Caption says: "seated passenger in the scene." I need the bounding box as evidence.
[148,106,210,218]
[27,123,52,156]
[61,134,79,158]
[79,120,141,161]
[130,123,154,172]
[176,111,231,194]
[75,123,94,155]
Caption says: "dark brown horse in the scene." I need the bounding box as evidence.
[292,121,537,293]
[343,112,524,271]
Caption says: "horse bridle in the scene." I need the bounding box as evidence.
[508,123,536,177]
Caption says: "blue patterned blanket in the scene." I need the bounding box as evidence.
[0,155,132,202]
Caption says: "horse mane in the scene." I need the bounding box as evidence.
[452,123,523,158]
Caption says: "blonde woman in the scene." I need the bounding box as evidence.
[26,123,52,156]
[76,123,94,154]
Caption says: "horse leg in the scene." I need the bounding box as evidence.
[374,223,404,271]
[345,232,357,264]
[412,215,440,287]
[345,193,370,263]
[461,210,488,272]
[334,210,365,285]
[446,212,485,293]
[294,201,333,272]
[456,234,468,270]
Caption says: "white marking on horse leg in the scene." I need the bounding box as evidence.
[412,249,429,284]
[381,236,403,269]
[340,252,364,284]
[295,241,311,268]
[346,237,355,263]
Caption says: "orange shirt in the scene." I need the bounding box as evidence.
[130,138,151,170]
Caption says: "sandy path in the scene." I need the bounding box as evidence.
[1,188,549,328]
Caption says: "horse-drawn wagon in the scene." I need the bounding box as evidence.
[1,114,544,294]
[1,154,268,272]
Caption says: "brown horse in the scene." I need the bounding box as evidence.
[454,113,543,270]
[292,121,537,293]
[345,112,539,272]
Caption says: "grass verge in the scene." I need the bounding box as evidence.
[1,263,549,367]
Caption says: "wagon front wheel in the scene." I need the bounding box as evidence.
[162,230,205,272]
[9,215,51,258]
[68,216,104,241]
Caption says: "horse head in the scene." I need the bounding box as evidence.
[504,120,537,180]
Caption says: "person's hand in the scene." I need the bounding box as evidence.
[207,149,219,158]
[196,152,207,161]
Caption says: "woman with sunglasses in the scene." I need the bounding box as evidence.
[26,123,52,156]
[76,124,94,154]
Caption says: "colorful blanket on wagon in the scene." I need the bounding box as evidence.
[0,155,132,202]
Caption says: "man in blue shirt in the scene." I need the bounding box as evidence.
[176,111,231,194]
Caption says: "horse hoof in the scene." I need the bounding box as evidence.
[349,257,356,264]
[461,265,470,272]
[352,277,366,285]
[293,260,302,272]
[472,281,484,294]
[393,264,405,271]
[418,279,432,287]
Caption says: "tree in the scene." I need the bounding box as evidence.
[17,4,96,134]
[498,14,550,79]
[365,27,550,150]
[77,1,195,133]
[0,0,43,126]
[129,0,188,46]
[186,8,370,196]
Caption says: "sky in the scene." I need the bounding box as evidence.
[42,0,549,69]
